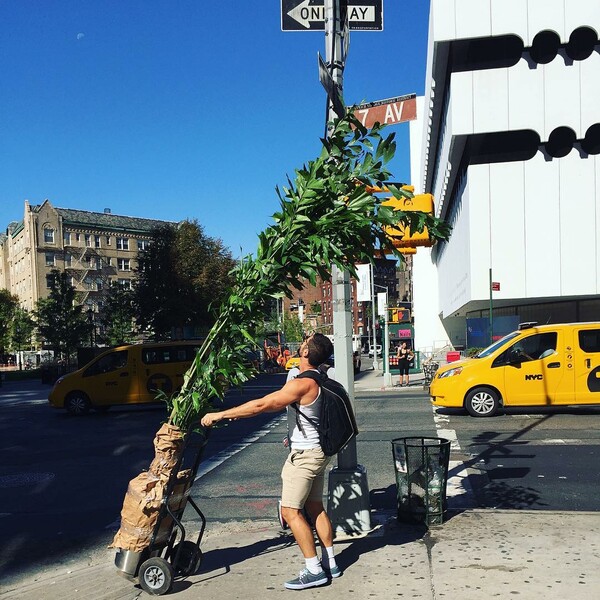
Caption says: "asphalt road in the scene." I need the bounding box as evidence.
[2,372,600,586]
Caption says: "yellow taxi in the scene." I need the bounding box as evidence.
[430,322,600,417]
[49,341,201,415]
[285,356,301,370]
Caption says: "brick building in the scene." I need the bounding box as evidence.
[0,200,172,312]
[282,257,402,337]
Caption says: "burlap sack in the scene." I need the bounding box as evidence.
[110,423,186,552]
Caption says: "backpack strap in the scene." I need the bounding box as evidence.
[291,370,324,432]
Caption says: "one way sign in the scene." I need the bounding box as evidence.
[281,0,383,31]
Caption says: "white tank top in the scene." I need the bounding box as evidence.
[288,384,322,450]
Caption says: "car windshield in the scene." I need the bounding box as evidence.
[475,332,520,358]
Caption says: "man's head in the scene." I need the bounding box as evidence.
[300,333,333,369]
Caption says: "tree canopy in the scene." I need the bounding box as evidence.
[34,270,89,362]
[0,290,19,353]
[134,220,235,339]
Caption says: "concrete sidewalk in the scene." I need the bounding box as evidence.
[3,367,599,599]
[2,510,599,599]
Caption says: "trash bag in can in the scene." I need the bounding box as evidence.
[391,437,450,526]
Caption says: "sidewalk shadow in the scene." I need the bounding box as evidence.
[197,531,296,579]
[335,518,427,573]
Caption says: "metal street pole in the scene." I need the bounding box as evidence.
[370,262,379,371]
[489,267,494,345]
[325,0,371,536]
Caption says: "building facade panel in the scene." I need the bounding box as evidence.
[543,55,582,139]
[489,161,527,300]
[523,154,562,298]
[558,152,598,296]
[526,0,567,43]
[412,0,600,350]
[454,0,491,40]
[490,0,528,39]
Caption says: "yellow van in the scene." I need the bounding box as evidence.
[48,341,201,415]
[430,322,600,417]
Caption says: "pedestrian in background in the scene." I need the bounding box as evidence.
[201,333,342,590]
[396,341,413,387]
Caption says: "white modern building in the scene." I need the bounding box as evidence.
[412,0,600,351]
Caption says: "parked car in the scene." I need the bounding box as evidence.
[430,321,600,417]
[368,344,383,358]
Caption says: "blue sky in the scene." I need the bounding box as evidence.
[0,1,430,258]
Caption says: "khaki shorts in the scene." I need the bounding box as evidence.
[281,448,331,509]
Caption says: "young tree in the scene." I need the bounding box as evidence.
[134,220,235,339]
[34,270,89,363]
[0,290,19,353]
[100,282,137,346]
[10,307,35,368]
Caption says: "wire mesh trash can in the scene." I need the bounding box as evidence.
[391,437,451,526]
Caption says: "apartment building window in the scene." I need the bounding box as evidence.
[63,231,72,245]
[44,228,55,244]
[64,254,72,268]
[75,233,81,242]
[46,274,55,288]
[118,278,132,289]
[117,258,130,271]
[137,239,150,251]
[45,253,55,266]
[85,234,92,247]
[116,237,129,250]
[96,278,103,291]
[105,235,111,245]
[94,235,101,248]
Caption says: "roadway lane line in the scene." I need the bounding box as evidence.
[432,407,476,507]
[194,415,286,481]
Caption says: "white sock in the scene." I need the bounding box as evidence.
[305,555,322,575]
[322,546,337,568]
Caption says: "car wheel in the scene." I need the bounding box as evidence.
[465,387,499,417]
[65,392,91,416]
[138,557,173,596]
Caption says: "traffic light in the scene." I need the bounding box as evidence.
[390,308,411,323]
[381,192,436,248]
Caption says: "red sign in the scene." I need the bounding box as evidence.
[354,94,417,129]
[491,282,500,291]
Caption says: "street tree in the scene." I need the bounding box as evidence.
[9,307,35,368]
[34,270,89,363]
[100,282,137,346]
[134,220,235,339]
[0,290,19,353]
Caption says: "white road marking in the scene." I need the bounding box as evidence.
[194,415,286,481]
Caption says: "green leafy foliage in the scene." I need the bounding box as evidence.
[168,113,451,430]
[134,220,236,339]
[0,290,19,353]
[34,270,89,363]
[100,282,137,346]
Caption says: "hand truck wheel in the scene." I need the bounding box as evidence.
[172,540,203,576]
[138,557,174,595]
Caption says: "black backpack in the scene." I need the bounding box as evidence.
[292,369,359,456]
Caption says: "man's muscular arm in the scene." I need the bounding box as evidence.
[200,377,317,427]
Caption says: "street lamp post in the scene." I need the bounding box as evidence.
[374,284,393,387]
